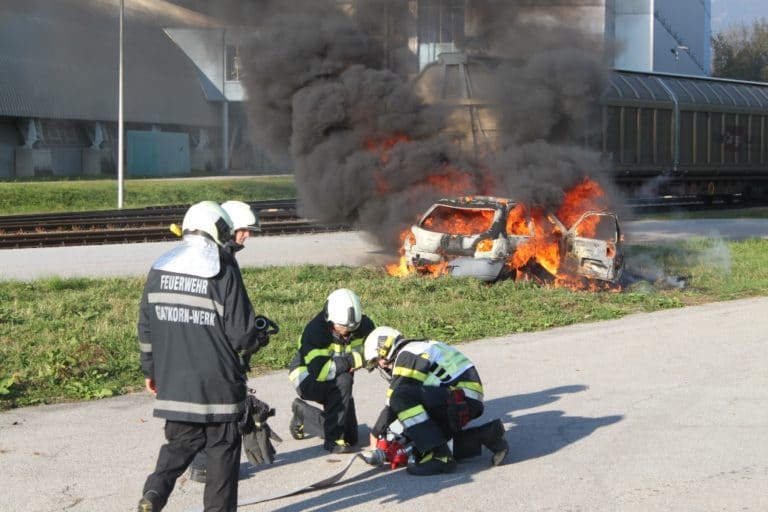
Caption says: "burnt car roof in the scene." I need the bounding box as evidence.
[435,196,515,208]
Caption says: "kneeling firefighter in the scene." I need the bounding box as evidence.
[363,327,509,476]
[288,288,376,453]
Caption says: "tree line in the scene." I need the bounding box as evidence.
[712,18,768,81]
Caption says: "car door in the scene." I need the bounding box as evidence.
[562,211,624,282]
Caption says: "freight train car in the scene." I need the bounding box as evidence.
[604,69,768,202]
[413,52,768,203]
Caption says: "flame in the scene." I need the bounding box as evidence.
[557,178,607,229]
[505,203,528,235]
[366,134,476,197]
[365,133,409,164]
[423,207,495,235]
[422,166,476,196]
[508,207,561,275]
[385,255,412,277]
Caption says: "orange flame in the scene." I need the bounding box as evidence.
[364,133,409,163]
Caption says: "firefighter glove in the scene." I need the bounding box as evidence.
[334,353,364,374]
[256,331,270,348]
[239,393,276,435]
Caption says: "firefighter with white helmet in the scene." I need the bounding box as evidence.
[137,201,272,511]
[288,288,376,453]
[185,200,268,485]
[221,200,261,257]
[363,326,508,475]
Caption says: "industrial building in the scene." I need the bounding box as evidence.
[0,0,713,179]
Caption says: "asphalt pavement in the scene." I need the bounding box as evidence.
[1,296,767,511]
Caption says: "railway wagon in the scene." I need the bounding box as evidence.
[604,69,768,202]
[413,52,768,202]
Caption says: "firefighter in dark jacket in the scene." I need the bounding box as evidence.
[137,201,269,512]
[187,200,262,484]
[363,326,509,476]
[288,288,375,453]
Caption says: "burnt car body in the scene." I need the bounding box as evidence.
[403,196,624,283]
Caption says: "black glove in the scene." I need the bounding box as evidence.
[334,353,363,374]
[243,423,279,465]
[239,393,275,435]
[239,391,281,465]
[256,331,270,348]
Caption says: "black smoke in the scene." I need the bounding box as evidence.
[240,0,621,249]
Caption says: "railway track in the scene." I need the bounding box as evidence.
[0,199,349,249]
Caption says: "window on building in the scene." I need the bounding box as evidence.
[418,0,466,44]
[417,0,466,69]
[226,45,243,81]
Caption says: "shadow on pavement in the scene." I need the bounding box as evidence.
[233,386,622,511]
[483,385,623,464]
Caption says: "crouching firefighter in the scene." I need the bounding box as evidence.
[287,288,376,453]
[363,327,509,476]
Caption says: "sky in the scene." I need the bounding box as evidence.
[711,0,768,33]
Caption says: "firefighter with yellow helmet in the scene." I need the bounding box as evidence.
[363,326,508,475]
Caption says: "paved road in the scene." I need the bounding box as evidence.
[1,218,766,281]
[1,296,766,511]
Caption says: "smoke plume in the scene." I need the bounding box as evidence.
[241,0,620,249]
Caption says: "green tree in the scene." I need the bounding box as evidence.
[712,18,768,81]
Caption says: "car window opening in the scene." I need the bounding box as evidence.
[421,206,495,235]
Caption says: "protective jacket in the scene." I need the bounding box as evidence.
[138,235,265,423]
[373,339,485,452]
[288,311,375,390]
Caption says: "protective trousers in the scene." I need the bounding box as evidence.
[452,419,505,460]
[142,420,241,512]
[297,372,358,445]
[389,383,483,454]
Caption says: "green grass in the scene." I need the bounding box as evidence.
[0,176,296,215]
[1,238,767,410]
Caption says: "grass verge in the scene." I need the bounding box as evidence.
[0,176,296,215]
[1,238,766,410]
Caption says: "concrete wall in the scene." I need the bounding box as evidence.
[653,0,710,75]
[613,0,654,71]
[613,0,711,75]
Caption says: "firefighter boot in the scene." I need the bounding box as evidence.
[406,444,457,476]
[290,398,306,440]
[137,490,160,512]
[324,438,354,454]
[481,419,509,466]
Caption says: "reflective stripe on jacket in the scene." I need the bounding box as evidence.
[386,339,484,408]
[138,248,263,423]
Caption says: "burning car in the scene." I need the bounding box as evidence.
[389,195,624,286]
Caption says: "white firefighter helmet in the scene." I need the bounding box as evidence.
[363,326,404,368]
[325,288,363,330]
[181,200,234,246]
[221,200,261,232]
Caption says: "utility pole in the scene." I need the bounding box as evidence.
[117,0,125,208]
